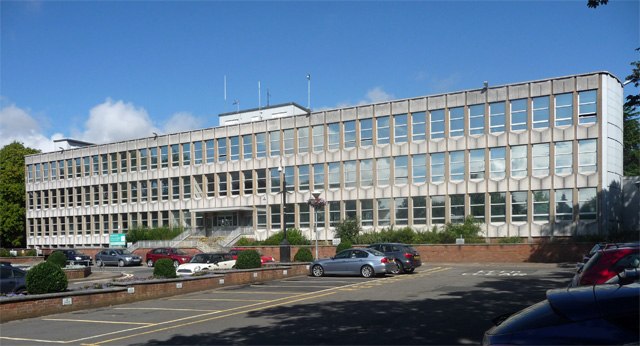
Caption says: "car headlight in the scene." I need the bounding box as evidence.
[194,266,201,272]
[75,256,82,260]
[125,257,132,261]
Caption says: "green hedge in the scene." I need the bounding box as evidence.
[26,261,68,294]
[126,226,183,243]
[47,251,68,268]
[293,248,313,262]
[335,241,352,254]
[235,250,262,269]
[153,258,177,278]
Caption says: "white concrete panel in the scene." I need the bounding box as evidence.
[428,95,446,110]
[392,101,409,114]
[342,108,357,121]
[358,105,373,118]
[394,143,410,156]
[447,136,466,151]
[487,133,506,148]
[552,127,575,141]
[447,93,466,108]
[325,110,340,123]
[428,139,446,153]
[553,175,575,189]
[487,87,507,103]
[530,81,551,97]
[509,178,529,191]
[409,98,427,112]
[552,78,575,93]
[576,74,599,91]
[530,128,552,144]
[374,103,391,117]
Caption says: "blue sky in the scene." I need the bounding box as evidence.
[1,0,638,152]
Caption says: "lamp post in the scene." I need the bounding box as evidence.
[308,191,324,260]
[279,166,290,262]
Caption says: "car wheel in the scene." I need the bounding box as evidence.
[361,265,374,278]
[118,260,125,267]
[391,260,403,275]
[96,259,103,267]
[404,267,415,274]
[173,260,180,268]
[311,264,324,277]
[147,259,154,267]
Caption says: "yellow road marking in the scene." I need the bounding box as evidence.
[42,318,152,326]
[115,307,222,312]
[250,285,335,288]
[212,290,300,294]
[169,298,268,302]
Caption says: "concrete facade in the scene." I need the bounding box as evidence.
[24,72,624,248]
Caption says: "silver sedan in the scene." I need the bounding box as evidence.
[310,248,396,278]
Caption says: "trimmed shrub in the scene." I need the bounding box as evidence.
[47,251,68,268]
[261,228,310,246]
[498,236,523,244]
[26,261,68,294]
[334,217,361,243]
[153,258,177,278]
[235,250,262,269]
[23,249,37,256]
[235,237,260,246]
[335,240,352,254]
[293,247,313,262]
[126,226,183,243]
[0,248,10,257]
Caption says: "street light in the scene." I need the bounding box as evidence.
[308,191,325,260]
[279,166,290,262]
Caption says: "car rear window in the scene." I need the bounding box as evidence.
[582,251,602,273]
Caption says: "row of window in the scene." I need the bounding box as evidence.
[27,188,598,238]
[27,91,598,183]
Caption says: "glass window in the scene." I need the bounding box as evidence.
[299,203,310,228]
[450,195,465,223]
[413,196,427,225]
[243,171,253,195]
[360,118,373,146]
[377,198,391,226]
[283,129,295,155]
[82,157,89,176]
[160,146,168,168]
[344,121,356,149]
[161,179,169,201]
[532,96,550,128]
[489,102,506,133]
[270,205,281,230]
[298,127,309,153]
[218,173,227,196]
[578,90,597,124]
[256,169,266,194]
[217,138,227,162]
[327,123,340,150]
[360,159,373,187]
[183,143,191,165]
[431,196,445,224]
[431,109,445,139]
[555,189,573,222]
[328,162,340,189]
[270,168,280,193]
[205,139,215,163]
[312,125,324,152]
[411,111,427,141]
[490,192,506,223]
[139,149,148,171]
[229,136,239,161]
[469,104,485,135]
[194,141,203,164]
[490,147,506,179]
[394,114,408,143]
[51,161,58,180]
[110,154,117,174]
[469,149,485,180]
[344,160,356,188]
[555,141,573,175]
[329,201,341,227]
[299,165,310,191]
[140,181,148,202]
[511,145,528,178]
[230,172,239,196]
[555,93,573,127]
[532,143,550,176]
[345,200,357,220]
[172,177,180,200]
[470,193,485,223]
[510,99,528,131]
[361,199,374,226]
[395,155,408,185]
[150,180,158,202]
[511,191,528,222]
[171,144,180,167]
[376,157,390,186]
[242,134,253,159]
[579,139,597,173]
[256,133,266,158]
[395,197,408,225]
[313,163,324,190]
[533,190,550,222]
[431,152,445,183]
[449,151,464,181]
[412,154,426,184]
[269,131,280,157]
[579,188,597,221]
[377,116,390,145]
[449,107,464,137]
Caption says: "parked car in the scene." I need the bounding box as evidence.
[581,241,640,263]
[145,247,192,268]
[0,262,27,295]
[309,248,395,278]
[367,242,422,274]
[605,268,640,285]
[176,252,236,277]
[229,247,275,265]
[94,249,142,267]
[483,282,640,345]
[50,249,92,266]
[570,244,640,287]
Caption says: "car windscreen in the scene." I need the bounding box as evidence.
[174,249,188,255]
[366,249,385,257]
[114,250,132,255]
[190,254,209,263]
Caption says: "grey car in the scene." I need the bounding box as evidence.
[310,248,395,278]
[94,249,142,267]
[0,263,27,294]
[367,243,422,274]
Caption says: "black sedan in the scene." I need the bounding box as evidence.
[484,282,640,345]
[1,262,27,294]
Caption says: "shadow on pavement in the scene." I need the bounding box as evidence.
[135,269,574,345]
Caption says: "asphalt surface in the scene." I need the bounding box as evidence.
[0,262,576,345]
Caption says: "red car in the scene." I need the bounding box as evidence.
[145,247,192,268]
[570,244,640,287]
[229,247,275,265]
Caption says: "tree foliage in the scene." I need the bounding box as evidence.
[0,142,40,247]
[587,0,608,8]
[334,217,362,243]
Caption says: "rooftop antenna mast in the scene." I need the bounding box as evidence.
[267,89,271,107]
[224,75,228,112]
[258,81,261,110]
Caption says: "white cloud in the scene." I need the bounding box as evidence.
[162,112,204,134]
[361,87,395,104]
[80,99,160,144]
[0,104,62,152]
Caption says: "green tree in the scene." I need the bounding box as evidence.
[0,142,40,247]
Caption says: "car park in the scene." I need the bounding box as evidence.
[0,262,27,295]
[94,249,142,267]
[309,248,395,278]
[229,247,275,265]
[145,247,192,268]
[570,244,640,287]
[367,242,422,274]
[176,252,236,276]
[50,249,92,266]
[484,282,640,345]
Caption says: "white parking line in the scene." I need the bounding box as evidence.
[43,318,153,326]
